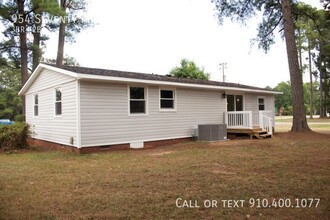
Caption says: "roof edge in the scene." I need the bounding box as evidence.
[18,63,78,95]
[19,63,282,95]
[77,73,282,94]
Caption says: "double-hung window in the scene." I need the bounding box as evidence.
[55,88,62,116]
[258,98,265,111]
[160,89,175,110]
[34,94,38,116]
[129,87,146,114]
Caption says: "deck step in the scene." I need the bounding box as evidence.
[259,133,272,138]
[254,131,272,139]
[227,128,272,139]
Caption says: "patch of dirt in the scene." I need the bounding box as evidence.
[207,139,269,148]
[147,150,175,156]
[0,147,35,154]
[211,163,237,175]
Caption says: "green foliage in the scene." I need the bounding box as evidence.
[0,122,30,149]
[170,59,210,80]
[293,2,330,117]
[0,65,22,120]
[211,0,282,52]
[0,0,91,118]
[0,0,63,70]
[0,0,91,70]
[274,81,320,115]
[275,81,292,115]
[43,56,80,66]
[65,0,94,43]
[14,114,25,122]
[46,0,94,43]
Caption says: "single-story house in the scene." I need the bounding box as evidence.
[19,63,281,153]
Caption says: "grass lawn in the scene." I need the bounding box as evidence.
[0,132,329,219]
[275,116,330,123]
[275,117,330,133]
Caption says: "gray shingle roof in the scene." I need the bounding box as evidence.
[45,63,275,92]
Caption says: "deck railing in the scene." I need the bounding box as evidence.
[224,111,253,129]
[225,110,273,135]
[259,114,273,135]
[252,110,273,126]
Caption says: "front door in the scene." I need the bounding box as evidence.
[227,95,243,111]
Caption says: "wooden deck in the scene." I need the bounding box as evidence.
[225,111,274,139]
[227,127,272,139]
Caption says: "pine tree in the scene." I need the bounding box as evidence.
[211,0,311,131]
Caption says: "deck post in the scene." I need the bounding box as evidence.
[224,112,228,125]
[259,112,263,129]
[248,111,253,129]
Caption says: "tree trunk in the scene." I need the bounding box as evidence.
[319,44,327,118]
[32,2,43,70]
[319,67,326,118]
[280,0,310,132]
[308,39,313,119]
[297,29,303,71]
[56,0,66,65]
[32,20,42,70]
[17,0,28,117]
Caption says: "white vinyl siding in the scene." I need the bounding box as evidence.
[25,69,78,146]
[80,81,225,147]
[244,93,274,112]
[244,93,275,126]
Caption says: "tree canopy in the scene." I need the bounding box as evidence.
[170,59,210,80]
[274,81,320,116]
[0,0,91,118]
[0,65,22,120]
[294,2,330,118]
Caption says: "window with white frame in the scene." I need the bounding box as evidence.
[258,98,265,111]
[55,88,62,116]
[160,89,175,110]
[129,87,146,114]
[34,94,38,116]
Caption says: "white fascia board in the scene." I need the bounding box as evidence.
[18,65,43,95]
[18,63,78,95]
[77,73,282,95]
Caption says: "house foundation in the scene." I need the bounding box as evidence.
[26,137,192,154]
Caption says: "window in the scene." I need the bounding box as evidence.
[55,88,62,116]
[227,95,235,111]
[258,98,265,111]
[160,89,175,110]
[129,87,146,114]
[34,94,38,116]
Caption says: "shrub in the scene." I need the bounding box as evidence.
[14,114,25,122]
[0,122,30,150]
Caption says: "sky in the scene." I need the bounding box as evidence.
[40,0,323,88]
